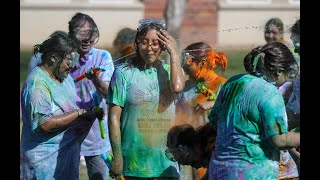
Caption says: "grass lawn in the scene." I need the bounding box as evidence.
[20,49,248,180]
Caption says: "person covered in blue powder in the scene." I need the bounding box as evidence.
[208,42,300,179]
[20,33,104,179]
[286,18,300,175]
[67,12,115,180]
[107,18,185,180]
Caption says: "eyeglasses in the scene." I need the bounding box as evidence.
[138,18,166,32]
[139,39,161,50]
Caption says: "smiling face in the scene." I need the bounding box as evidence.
[74,21,99,55]
[264,24,282,43]
[137,29,162,64]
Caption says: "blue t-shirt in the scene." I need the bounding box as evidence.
[208,74,288,179]
[20,67,92,179]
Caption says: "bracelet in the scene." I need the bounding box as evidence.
[76,109,80,117]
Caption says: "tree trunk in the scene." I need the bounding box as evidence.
[164,0,188,64]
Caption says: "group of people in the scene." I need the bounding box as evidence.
[20,12,300,180]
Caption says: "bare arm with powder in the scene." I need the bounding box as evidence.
[157,29,184,93]
[40,107,103,132]
[108,104,123,179]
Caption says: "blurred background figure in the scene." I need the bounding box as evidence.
[264,17,300,66]
[264,18,290,46]
[112,27,137,66]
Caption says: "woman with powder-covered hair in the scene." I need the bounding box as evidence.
[20,33,104,179]
[208,41,300,179]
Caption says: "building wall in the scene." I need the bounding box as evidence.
[20,0,300,51]
[142,0,299,49]
[143,0,218,50]
[217,0,300,49]
[20,0,144,51]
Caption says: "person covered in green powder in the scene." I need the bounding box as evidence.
[208,42,300,179]
[107,18,184,179]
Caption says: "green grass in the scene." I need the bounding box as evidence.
[19,49,248,180]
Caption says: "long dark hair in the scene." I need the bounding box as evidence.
[167,123,216,153]
[33,33,77,64]
[244,42,298,80]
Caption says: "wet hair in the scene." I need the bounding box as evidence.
[113,27,137,59]
[167,124,199,148]
[167,123,216,153]
[129,21,166,67]
[33,33,77,64]
[185,42,228,72]
[50,30,68,37]
[265,17,284,34]
[290,18,300,36]
[68,12,99,40]
[244,42,298,79]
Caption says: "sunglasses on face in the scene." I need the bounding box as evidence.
[138,18,166,32]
